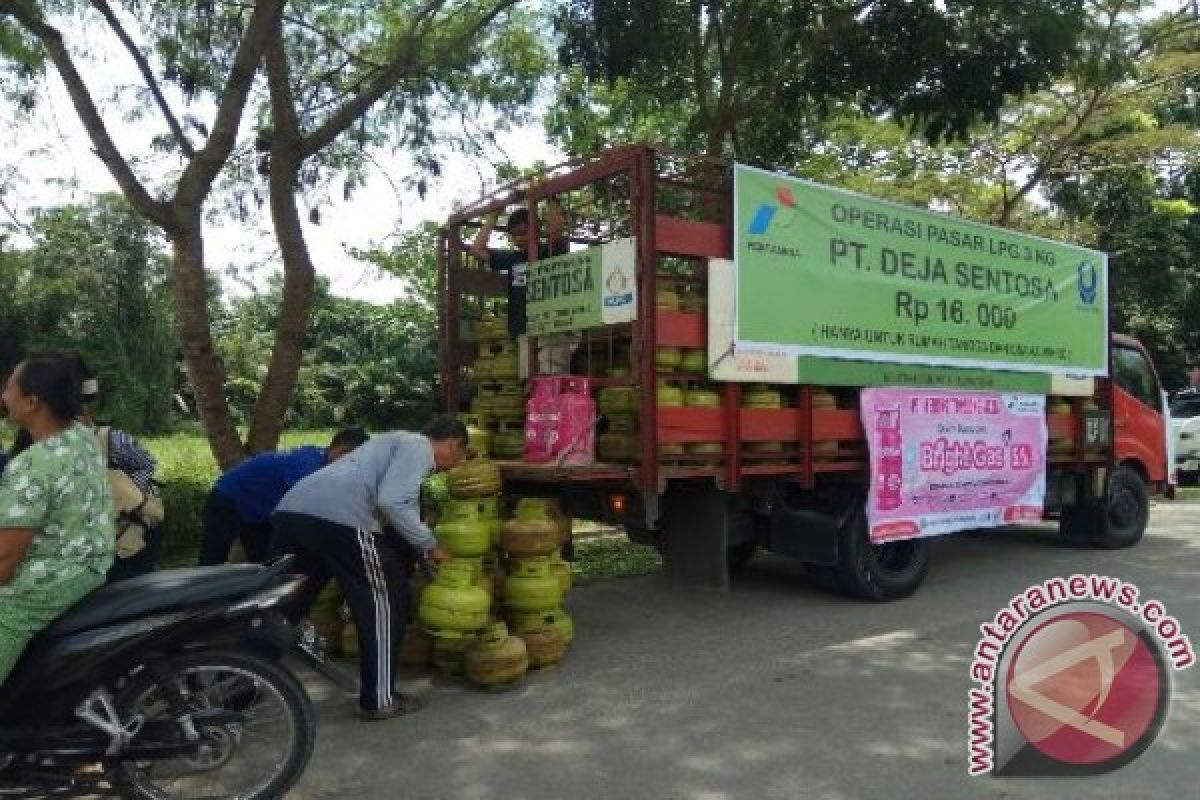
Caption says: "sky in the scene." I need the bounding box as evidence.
[0,23,560,303]
[3,2,1184,304]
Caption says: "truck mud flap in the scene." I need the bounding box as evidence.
[660,482,730,590]
[768,504,847,566]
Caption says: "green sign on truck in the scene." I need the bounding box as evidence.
[526,238,637,336]
[734,165,1109,376]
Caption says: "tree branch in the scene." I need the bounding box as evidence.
[690,1,711,132]
[282,10,385,71]
[1000,87,1107,223]
[1113,66,1200,101]
[248,19,317,454]
[264,21,301,145]
[89,0,195,159]
[297,0,519,160]
[0,0,171,229]
[175,0,285,211]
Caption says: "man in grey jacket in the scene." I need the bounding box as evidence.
[272,417,466,720]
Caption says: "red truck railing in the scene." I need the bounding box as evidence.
[439,144,1117,496]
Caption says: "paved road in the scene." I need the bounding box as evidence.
[293,502,1199,799]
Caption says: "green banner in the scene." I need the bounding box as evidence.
[734,165,1109,375]
[526,238,637,336]
[795,357,1055,393]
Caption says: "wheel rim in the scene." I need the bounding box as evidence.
[1109,482,1144,531]
[120,664,297,800]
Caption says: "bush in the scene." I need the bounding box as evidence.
[145,433,222,566]
[146,430,336,567]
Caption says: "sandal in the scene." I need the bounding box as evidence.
[360,693,425,721]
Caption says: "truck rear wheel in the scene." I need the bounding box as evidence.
[803,564,844,594]
[727,541,758,572]
[624,522,659,548]
[835,507,929,601]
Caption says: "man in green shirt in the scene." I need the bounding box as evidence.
[0,355,114,683]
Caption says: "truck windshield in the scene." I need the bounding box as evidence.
[1170,395,1200,418]
[1113,346,1160,409]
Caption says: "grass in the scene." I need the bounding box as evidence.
[571,534,662,583]
[143,430,337,567]
[143,429,336,479]
[1175,486,1200,502]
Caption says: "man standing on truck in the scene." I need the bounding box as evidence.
[470,197,576,374]
[270,416,466,721]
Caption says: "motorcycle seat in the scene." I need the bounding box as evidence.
[43,559,295,638]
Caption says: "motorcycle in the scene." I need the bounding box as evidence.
[0,556,315,799]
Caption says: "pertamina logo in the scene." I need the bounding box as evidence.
[1076,259,1099,307]
[746,185,804,261]
[747,185,799,235]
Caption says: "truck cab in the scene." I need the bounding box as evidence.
[1111,334,1169,489]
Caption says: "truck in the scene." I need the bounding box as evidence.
[438,144,1169,600]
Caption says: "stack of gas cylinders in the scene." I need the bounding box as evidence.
[409,459,573,689]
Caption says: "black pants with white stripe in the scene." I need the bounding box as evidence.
[270,512,410,712]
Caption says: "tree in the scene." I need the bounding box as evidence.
[1051,166,1200,387]
[250,0,543,455]
[550,2,1200,382]
[0,239,27,375]
[12,194,177,431]
[214,228,442,431]
[552,0,1091,161]
[0,1,546,467]
[0,0,285,466]
[954,0,1200,223]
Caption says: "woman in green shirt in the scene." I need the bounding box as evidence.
[0,355,115,683]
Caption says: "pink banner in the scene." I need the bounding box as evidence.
[862,388,1047,543]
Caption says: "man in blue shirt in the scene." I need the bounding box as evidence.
[198,428,368,565]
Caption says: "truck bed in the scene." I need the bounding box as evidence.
[494,457,877,488]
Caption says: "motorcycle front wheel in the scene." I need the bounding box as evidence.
[113,649,315,800]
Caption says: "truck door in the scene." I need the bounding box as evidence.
[1111,342,1168,483]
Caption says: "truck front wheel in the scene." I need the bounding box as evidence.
[835,507,929,601]
[1096,465,1149,549]
[1060,465,1149,549]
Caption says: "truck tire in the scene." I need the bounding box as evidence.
[624,522,659,548]
[727,541,758,572]
[1061,466,1149,549]
[726,511,761,573]
[1058,499,1100,543]
[835,507,929,601]
[1095,465,1150,549]
[804,564,845,594]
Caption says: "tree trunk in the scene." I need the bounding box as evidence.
[169,226,245,468]
[245,148,315,454]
